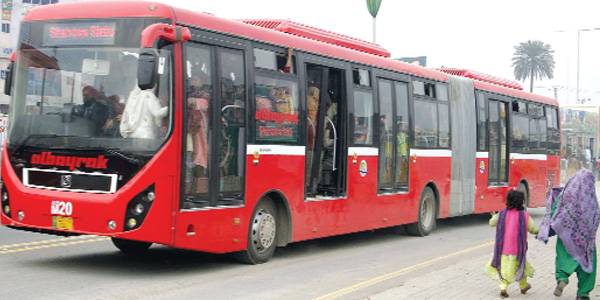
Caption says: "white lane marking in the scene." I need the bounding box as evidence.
[313,240,494,300]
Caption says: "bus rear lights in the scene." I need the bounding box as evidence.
[107,220,117,231]
[17,211,24,221]
[1,190,10,218]
[123,186,155,231]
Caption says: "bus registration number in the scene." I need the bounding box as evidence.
[51,201,73,216]
[51,201,73,231]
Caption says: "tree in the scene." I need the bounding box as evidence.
[366,0,382,43]
[512,40,555,92]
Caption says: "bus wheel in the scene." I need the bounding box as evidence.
[235,200,278,264]
[518,182,529,207]
[111,238,152,255]
[406,187,437,237]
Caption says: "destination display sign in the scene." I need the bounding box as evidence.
[42,22,116,46]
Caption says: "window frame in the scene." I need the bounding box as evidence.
[250,43,300,145]
[374,72,412,192]
[350,66,376,147]
[411,78,451,149]
[476,91,488,151]
[179,27,251,209]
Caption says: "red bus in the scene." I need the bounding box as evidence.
[1,1,559,264]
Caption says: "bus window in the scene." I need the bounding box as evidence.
[377,79,410,192]
[438,103,450,148]
[476,93,487,151]
[378,79,394,190]
[489,100,508,184]
[183,44,212,201]
[414,100,438,148]
[394,82,410,188]
[254,76,299,143]
[352,90,374,145]
[512,113,530,152]
[218,49,246,198]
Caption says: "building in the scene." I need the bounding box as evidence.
[0,0,79,108]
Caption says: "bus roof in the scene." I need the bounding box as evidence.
[24,1,558,107]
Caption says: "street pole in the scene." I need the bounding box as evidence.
[576,29,581,103]
[373,17,376,43]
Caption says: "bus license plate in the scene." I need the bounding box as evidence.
[53,216,73,231]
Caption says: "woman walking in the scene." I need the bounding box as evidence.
[486,190,539,298]
[538,169,600,300]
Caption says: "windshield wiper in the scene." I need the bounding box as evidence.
[12,134,73,155]
[46,146,142,166]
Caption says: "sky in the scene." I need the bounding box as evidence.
[150,0,600,105]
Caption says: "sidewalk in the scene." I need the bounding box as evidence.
[370,230,600,300]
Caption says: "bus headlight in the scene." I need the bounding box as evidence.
[127,218,138,229]
[123,185,155,231]
[132,203,145,216]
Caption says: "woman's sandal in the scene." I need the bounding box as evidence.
[520,283,531,294]
[554,281,568,297]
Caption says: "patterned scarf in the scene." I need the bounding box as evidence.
[491,208,528,280]
[537,169,600,273]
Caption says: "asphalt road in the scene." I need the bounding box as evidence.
[0,208,548,300]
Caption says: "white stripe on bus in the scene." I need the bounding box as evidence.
[410,149,453,157]
[476,152,489,159]
[347,147,379,156]
[509,153,548,161]
[246,145,306,156]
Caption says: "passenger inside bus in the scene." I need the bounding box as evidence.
[102,95,125,137]
[119,81,169,139]
[186,78,210,195]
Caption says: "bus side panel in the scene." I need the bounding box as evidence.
[408,153,452,219]
[509,155,547,207]
[173,150,305,253]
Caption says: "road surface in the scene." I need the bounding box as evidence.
[0,208,548,299]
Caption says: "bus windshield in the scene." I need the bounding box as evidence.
[8,46,172,155]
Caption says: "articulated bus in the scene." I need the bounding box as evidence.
[1,1,559,263]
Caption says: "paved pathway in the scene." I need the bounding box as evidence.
[370,222,600,300]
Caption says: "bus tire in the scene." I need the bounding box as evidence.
[111,238,152,255]
[406,187,437,237]
[518,182,529,207]
[235,199,278,264]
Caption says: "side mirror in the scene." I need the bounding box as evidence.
[3,62,13,96]
[137,50,157,90]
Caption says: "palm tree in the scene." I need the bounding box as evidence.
[512,40,555,92]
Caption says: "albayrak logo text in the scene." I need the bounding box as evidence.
[30,152,108,171]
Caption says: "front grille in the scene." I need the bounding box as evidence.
[23,168,117,194]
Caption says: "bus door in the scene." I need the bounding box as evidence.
[488,100,508,185]
[182,42,247,209]
[305,64,347,197]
